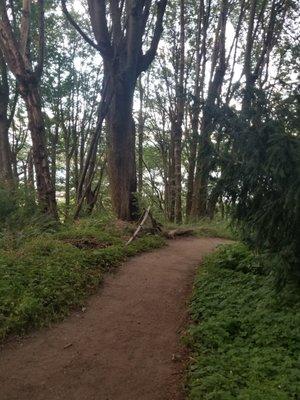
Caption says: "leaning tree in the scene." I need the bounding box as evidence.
[62,0,167,221]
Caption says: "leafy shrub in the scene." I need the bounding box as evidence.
[186,244,300,400]
[205,243,266,275]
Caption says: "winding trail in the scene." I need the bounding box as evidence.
[0,237,227,400]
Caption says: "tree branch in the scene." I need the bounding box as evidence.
[87,0,113,58]
[61,0,111,57]
[20,0,31,60]
[138,0,167,73]
[0,1,27,77]
[35,0,45,80]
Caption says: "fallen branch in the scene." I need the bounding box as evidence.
[163,228,195,239]
[126,207,151,245]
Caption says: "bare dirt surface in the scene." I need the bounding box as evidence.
[0,237,226,400]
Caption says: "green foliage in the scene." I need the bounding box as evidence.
[222,88,300,285]
[186,244,300,400]
[206,243,267,275]
[0,186,16,223]
[0,217,165,341]
[0,185,37,227]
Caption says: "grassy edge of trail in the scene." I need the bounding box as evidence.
[0,218,165,342]
[185,243,300,400]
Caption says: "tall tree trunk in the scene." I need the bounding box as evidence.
[106,76,138,221]
[242,0,258,113]
[186,0,204,219]
[186,100,199,219]
[26,147,35,206]
[21,83,58,218]
[172,120,182,223]
[137,77,144,195]
[65,153,71,219]
[73,139,79,196]
[0,117,13,187]
[167,131,175,221]
[167,0,185,223]
[86,158,106,215]
[174,0,185,224]
[0,55,13,188]
[191,0,228,220]
[191,108,213,218]
[50,120,59,188]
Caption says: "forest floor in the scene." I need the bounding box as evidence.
[0,236,227,400]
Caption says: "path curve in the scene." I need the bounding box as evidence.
[0,237,226,400]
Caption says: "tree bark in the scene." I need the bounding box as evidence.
[0,117,13,187]
[65,152,71,219]
[0,54,13,188]
[137,76,144,195]
[26,147,35,206]
[186,0,205,219]
[174,0,185,224]
[106,75,138,220]
[167,0,185,223]
[167,128,175,221]
[20,82,57,217]
[172,120,182,223]
[191,0,228,220]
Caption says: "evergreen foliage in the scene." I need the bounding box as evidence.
[222,88,300,284]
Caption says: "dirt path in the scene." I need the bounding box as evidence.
[0,237,226,400]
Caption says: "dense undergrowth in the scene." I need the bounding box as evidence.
[186,243,300,400]
[0,216,165,341]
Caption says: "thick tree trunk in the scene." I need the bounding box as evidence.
[106,76,138,221]
[21,83,58,218]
